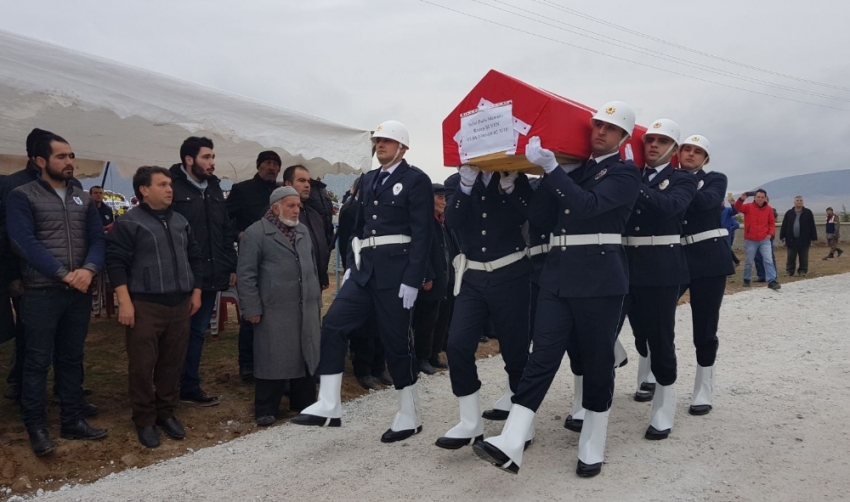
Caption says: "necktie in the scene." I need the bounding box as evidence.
[643,168,656,182]
[375,170,390,189]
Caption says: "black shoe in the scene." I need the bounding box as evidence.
[564,415,583,432]
[380,425,422,443]
[156,416,186,439]
[645,425,670,440]
[418,359,437,375]
[799,272,807,277]
[180,389,220,407]
[429,356,448,370]
[742,280,751,287]
[373,370,393,386]
[83,402,99,418]
[60,419,108,440]
[256,415,276,427]
[482,409,510,421]
[83,388,93,396]
[136,426,160,448]
[239,368,254,382]
[838,249,844,257]
[479,336,489,343]
[689,404,712,416]
[768,281,781,290]
[616,357,628,368]
[634,382,655,402]
[756,278,766,283]
[435,434,484,450]
[28,429,57,457]
[356,375,380,390]
[576,459,602,477]
[4,383,21,401]
[291,414,342,427]
[472,441,519,474]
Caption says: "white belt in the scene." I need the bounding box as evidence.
[549,233,622,247]
[527,244,550,257]
[352,234,411,269]
[681,228,729,245]
[622,235,681,247]
[452,250,527,296]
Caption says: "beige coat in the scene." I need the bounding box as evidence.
[237,218,321,380]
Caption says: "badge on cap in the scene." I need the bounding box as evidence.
[594,168,607,180]
[652,122,662,129]
[73,196,83,205]
[393,183,403,196]
[698,180,705,190]
[659,179,669,190]
[605,107,616,115]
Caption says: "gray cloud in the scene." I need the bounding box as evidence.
[1,0,848,192]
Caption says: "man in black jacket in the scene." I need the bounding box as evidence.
[307,177,335,252]
[284,165,331,289]
[169,136,237,406]
[226,150,281,381]
[779,196,817,277]
[107,166,203,448]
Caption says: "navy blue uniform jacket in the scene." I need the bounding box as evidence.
[346,160,434,290]
[625,165,697,287]
[445,172,532,288]
[681,170,735,280]
[529,155,641,298]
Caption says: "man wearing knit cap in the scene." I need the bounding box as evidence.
[226,150,282,381]
[237,186,321,426]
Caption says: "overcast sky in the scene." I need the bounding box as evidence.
[1,0,848,192]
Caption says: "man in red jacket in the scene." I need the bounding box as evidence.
[734,189,780,290]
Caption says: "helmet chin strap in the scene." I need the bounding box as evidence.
[381,145,403,169]
[649,143,678,167]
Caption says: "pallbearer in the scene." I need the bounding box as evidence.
[474,101,641,477]
[677,135,733,415]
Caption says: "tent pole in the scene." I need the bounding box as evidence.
[100,161,111,187]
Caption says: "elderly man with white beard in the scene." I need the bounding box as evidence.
[237,186,322,426]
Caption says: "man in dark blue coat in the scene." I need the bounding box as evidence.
[435,164,533,450]
[292,121,434,443]
[677,134,733,416]
[474,101,641,477]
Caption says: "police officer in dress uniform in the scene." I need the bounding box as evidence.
[291,121,434,442]
[434,165,533,450]
[677,135,733,415]
[473,101,641,477]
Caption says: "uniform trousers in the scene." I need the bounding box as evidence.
[513,290,623,413]
[433,292,454,354]
[624,285,680,386]
[254,374,316,417]
[678,275,726,367]
[412,299,442,361]
[317,276,417,389]
[349,315,387,378]
[126,299,191,427]
[447,274,530,397]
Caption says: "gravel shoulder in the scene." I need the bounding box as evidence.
[35,273,850,502]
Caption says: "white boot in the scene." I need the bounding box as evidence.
[689,365,715,415]
[381,383,422,442]
[613,338,628,368]
[436,391,485,449]
[292,373,342,427]
[473,404,535,474]
[564,374,585,432]
[646,384,676,440]
[577,409,610,477]
[483,377,514,420]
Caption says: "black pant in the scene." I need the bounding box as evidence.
[447,274,530,397]
[238,318,254,373]
[786,240,810,275]
[412,299,442,361]
[255,374,316,417]
[625,285,680,386]
[21,288,91,431]
[679,275,726,367]
[514,291,623,413]
[433,292,454,354]
[3,295,24,388]
[318,276,417,389]
[349,315,386,378]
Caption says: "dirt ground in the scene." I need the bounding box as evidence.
[0,244,844,496]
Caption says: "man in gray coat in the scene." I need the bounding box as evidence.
[237,186,322,426]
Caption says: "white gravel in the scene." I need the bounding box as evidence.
[36,274,850,501]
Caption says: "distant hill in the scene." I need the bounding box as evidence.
[750,169,850,215]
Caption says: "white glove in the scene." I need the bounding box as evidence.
[458,165,479,195]
[341,268,351,287]
[500,171,519,193]
[525,136,558,173]
[398,283,418,309]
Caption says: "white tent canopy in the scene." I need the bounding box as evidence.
[0,30,372,180]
